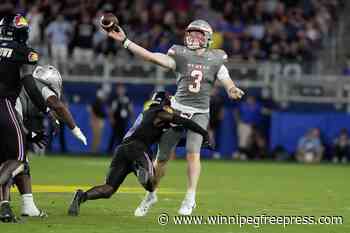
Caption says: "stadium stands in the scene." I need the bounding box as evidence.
[0,0,347,160]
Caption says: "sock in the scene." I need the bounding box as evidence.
[22,194,40,215]
[147,191,156,199]
[185,191,196,203]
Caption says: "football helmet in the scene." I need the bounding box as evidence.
[150,91,171,106]
[0,14,29,43]
[33,65,63,98]
[184,20,213,50]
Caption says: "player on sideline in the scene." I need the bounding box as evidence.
[102,18,244,215]
[0,14,51,222]
[67,92,213,216]
[14,64,87,217]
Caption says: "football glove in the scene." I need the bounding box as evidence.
[27,131,49,149]
[71,126,87,146]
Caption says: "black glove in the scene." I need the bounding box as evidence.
[27,131,49,149]
[202,134,215,150]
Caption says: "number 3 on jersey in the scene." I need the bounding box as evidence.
[189,69,203,93]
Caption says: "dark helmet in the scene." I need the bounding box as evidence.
[0,14,29,43]
[150,91,171,106]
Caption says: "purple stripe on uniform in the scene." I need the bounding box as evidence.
[144,152,154,177]
[6,99,24,160]
[5,99,24,161]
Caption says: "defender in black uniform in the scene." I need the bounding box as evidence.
[68,92,212,216]
[0,14,47,222]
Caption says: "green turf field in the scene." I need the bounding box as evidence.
[1,155,349,233]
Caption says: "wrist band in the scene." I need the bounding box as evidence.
[122,38,131,49]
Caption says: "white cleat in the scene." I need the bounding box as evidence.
[21,209,48,218]
[178,199,196,215]
[134,192,158,217]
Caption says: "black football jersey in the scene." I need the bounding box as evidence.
[123,105,171,147]
[0,40,39,101]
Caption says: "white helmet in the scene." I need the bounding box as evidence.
[33,65,62,98]
[184,19,213,50]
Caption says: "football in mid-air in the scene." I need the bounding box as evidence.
[100,13,119,32]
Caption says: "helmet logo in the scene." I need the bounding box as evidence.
[28,51,39,62]
[13,15,28,28]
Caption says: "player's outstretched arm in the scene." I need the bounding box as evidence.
[46,96,87,145]
[217,65,245,100]
[106,27,176,70]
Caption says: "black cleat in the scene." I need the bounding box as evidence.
[68,189,85,216]
[0,202,17,223]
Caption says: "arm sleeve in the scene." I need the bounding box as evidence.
[216,64,231,82]
[172,114,208,138]
[42,86,56,101]
[157,110,208,138]
[21,75,47,112]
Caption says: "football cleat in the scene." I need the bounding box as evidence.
[178,199,196,215]
[0,202,17,223]
[21,209,48,218]
[134,192,158,217]
[68,189,85,216]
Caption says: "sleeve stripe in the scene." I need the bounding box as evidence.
[167,49,175,55]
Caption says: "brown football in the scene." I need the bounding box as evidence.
[100,13,119,32]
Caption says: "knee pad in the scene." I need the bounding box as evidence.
[0,160,25,185]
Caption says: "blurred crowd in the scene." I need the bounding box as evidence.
[0,0,343,68]
[208,88,349,163]
[295,127,350,164]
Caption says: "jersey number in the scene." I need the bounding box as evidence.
[189,70,203,93]
[0,48,13,58]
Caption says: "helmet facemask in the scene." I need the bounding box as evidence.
[184,20,213,50]
[184,30,208,50]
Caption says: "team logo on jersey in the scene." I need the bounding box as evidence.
[28,52,39,62]
[13,15,28,28]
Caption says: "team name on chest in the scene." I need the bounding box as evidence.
[187,63,210,70]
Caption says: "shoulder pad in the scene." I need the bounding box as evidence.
[163,106,174,114]
[212,49,228,62]
[167,45,185,56]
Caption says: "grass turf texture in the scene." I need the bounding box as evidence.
[1,155,349,233]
